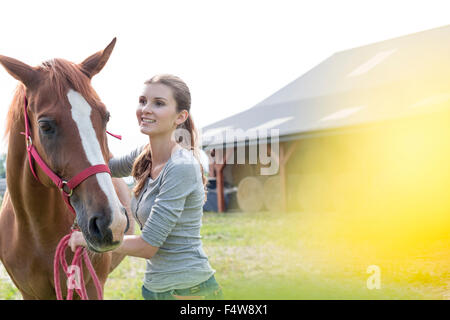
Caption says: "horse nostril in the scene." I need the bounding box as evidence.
[89,214,107,240]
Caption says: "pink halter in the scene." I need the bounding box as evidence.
[20,96,121,214]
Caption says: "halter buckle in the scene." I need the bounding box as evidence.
[25,135,32,148]
[60,180,73,197]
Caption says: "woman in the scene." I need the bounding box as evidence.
[69,74,223,300]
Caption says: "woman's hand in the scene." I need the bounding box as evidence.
[68,231,87,252]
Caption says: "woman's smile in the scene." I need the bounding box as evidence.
[141,118,156,124]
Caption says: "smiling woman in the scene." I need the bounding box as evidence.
[69,74,223,300]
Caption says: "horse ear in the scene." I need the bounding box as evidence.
[79,38,117,79]
[0,55,39,88]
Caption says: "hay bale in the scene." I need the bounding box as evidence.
[263,176,282,212]
[237,176,264,212]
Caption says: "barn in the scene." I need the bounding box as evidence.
[201,25,450,213]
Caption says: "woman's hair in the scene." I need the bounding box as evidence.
[131,74,208,202]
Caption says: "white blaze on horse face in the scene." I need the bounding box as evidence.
[67,89,126,242]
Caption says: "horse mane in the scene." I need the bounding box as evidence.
[3,58,102,142]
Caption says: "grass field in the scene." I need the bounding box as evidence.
[1,201,448,299]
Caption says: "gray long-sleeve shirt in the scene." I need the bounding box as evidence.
[108,146,215,292]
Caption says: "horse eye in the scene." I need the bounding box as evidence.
[39,121,53,134]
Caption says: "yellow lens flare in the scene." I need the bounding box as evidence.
[282,107,449,293]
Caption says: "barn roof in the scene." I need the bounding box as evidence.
[201,25,450,148]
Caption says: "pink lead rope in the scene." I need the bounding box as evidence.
[54,230,104,300]
[21,96,122,300]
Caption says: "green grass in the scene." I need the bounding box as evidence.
[106,210,449,300]
[1,209,449,299]
[197,210,449,300]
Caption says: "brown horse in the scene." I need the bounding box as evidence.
[0,38,134,299]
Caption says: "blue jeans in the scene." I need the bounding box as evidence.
[141,275,224,300]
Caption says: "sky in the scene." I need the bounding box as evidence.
[0,0,449,156]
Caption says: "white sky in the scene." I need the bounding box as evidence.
[0,0,449,156]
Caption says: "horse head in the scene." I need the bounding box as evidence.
[0,39,128,253]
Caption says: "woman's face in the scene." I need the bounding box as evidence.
[136,83,186,137]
